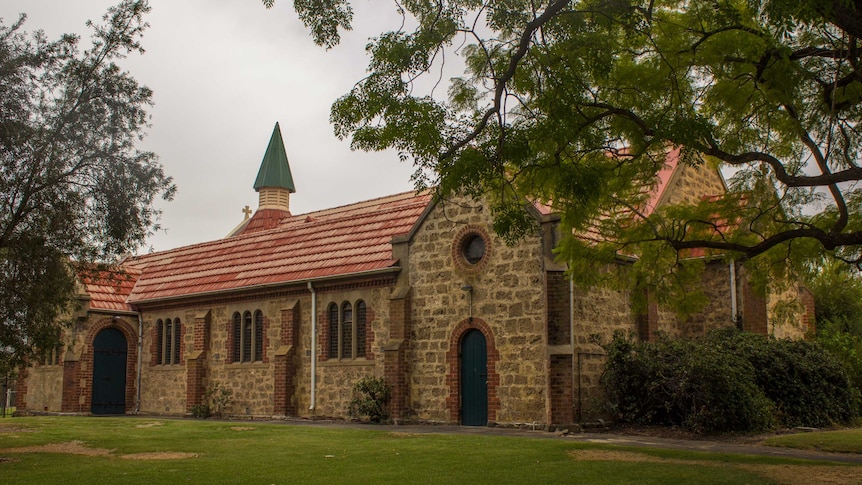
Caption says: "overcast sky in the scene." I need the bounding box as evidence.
[0,0,418,253]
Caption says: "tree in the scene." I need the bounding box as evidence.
[0,0,174,373]
[805,260,862,397]
[266,0,862,307]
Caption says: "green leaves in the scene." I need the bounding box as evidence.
[0,1,174,370]
[282,0,862,312]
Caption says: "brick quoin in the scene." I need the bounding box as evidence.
[742,278,768,335]
[384,293,411,420]
[61,359,81,412]
[636,289,659,342]
[15,366,28,412]
[186,311,211,412]
[273,302,299,416]
[445,318,500,424]
[798,286,816,338]
[546,271,571,346]
[549,354,574,424]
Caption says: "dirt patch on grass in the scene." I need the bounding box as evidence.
[1,440,112,456]
[230,426,255,431]
[569,450,861,485]
[134,421,164,428]
[0,426,33,434]
[120,452,198,460]
[384,432,422,439]
[0,440,197,462]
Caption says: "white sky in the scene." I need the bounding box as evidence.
[0,0,418,253]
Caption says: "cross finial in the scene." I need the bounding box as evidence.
[242,205,252,219]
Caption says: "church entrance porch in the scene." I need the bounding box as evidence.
[91,327,128,415]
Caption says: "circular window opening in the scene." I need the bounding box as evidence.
[461,234,486,265]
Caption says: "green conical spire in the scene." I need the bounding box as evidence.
[253,122,295,193]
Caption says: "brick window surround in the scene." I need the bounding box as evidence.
[451,225,493,275]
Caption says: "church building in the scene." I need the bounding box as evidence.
[16,123,815,426]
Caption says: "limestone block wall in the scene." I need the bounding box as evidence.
[571,284,636,421]
[406,197,548,424]
[768,285,811,340]
[660,163,726,206]
[139,309,191,415]
[140,366,187,414]
[22,366,62,412]
[659,262,735,339]
[138,281,390,419]
[307,285,388,418]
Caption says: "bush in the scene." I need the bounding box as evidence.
[817,325,862,415]
[601,332,774,433]
[191,383,233,419]
[348,376,390,423]
[600,329,858,433]
[708,329,858,428]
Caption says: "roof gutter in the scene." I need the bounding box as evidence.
[128,266,401,306]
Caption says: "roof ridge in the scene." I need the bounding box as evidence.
[129,189,431,263]
[289,189,430,218]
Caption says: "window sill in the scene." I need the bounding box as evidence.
[319,358,374,367]
[150,364,184,370]
[223,361,269,369]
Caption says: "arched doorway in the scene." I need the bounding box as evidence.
[461,329,488,426]
[91,327,127,415]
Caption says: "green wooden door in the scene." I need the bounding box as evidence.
[91,328,127,415]
[461,329,488,426]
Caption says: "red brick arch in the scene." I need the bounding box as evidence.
[75,316,139,414]
[445,318,500,424]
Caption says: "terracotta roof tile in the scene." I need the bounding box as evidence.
[78,265,141,312]
[126,190,431,303]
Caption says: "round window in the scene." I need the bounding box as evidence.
[461,234,486,265]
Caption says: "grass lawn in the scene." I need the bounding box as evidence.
[0,417,860,484]
[763,428,862,455]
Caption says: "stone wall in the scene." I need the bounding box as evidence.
[21,366,62,412]
[768,285,811,340]
[571,284,635,422]
[661,262,735,339]
[406,196,548,425]
[660,162,726,206]
[18,314,139,414]
[137,281,390,419]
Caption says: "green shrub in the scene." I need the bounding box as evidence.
[601,331,774,433]
[191,383,233,419]
[817,325,862,414]
[600,329,857,433]
[708,329,857,428]
[348,376,390,423]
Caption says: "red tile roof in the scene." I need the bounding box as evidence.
[78,265,142,312]
[125,190,432,303]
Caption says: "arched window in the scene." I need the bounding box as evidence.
[165,318,173,365]
[232,312,242,363]
[156,317,181,365]
[242,311,252,363]
[328,303,339,359]
[254,310,264,362]
[173,318,182,364]
[341,302,353,359]
[156,319,164,364]
[232,309,264,363]
[327,300,369,360]
[356,300,367,358]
